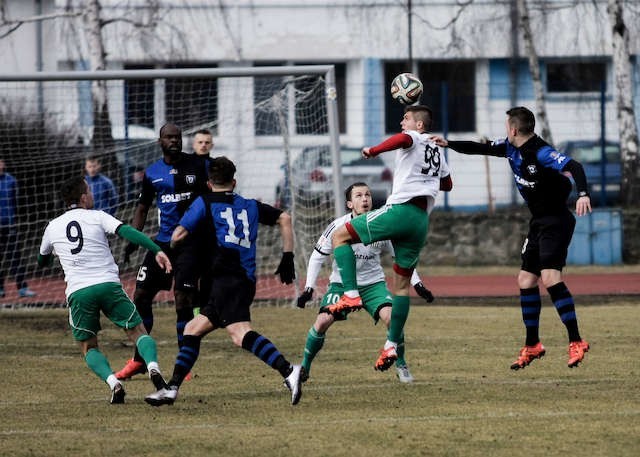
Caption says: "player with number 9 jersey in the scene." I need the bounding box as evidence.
[40,207,124,297]
[37,176,173,404]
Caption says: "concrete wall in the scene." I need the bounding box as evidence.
[422,208,640,267]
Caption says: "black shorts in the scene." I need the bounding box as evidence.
[200,274,256,328]
[521,211,576,275]
[135,239,200,292]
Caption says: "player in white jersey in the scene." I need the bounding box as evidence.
[38,176,173,404]
[328,105,452,371]
[297,183,435,383]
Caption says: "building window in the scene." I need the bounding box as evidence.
[165,64,218,133]
[489,59,534,100]
[546,61,606,93]
[123,65,155,130]
[384,61,476,133]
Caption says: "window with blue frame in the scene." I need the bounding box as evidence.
[383,61,476,133]
[489,59,534,100]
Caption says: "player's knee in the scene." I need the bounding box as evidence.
[229,331,245,347]
[331,226,352,247]
[227,324,251,347]
[378,305,392,327]
[315,313,334,333]
[174,289,195,311]
[134,289,154,317]
[517,270,538,289]
[540,269,562,289]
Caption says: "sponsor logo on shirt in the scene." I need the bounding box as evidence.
[186,175,196,184]
[514,174,535,188]
[160,192,192,203]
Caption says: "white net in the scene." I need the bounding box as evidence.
[0,66,340,308]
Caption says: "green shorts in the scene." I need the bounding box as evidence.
[320,281,392,322]
[349,202,429,272]
[67,282,142,342]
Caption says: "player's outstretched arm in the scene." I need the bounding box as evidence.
[122,203,151,262]
[430,135,448,147]
[116,225,171,271]
[363,133,413,158]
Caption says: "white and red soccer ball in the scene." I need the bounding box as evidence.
[390,73,423,105]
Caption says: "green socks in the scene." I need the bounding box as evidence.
[136,334,158,365]
[388,295,410,344]
[85,348,113,382]
[302,327,326,374]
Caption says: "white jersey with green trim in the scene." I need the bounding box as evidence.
[39,209,123,297]
[314,213,390,287]
[386,129,450,210]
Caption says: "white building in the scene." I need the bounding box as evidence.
[1,0,638,208]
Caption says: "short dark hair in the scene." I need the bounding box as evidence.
[506,106,535,135]
[405,105,433,130]
[194,129,212,136]
[85,155,101,163]
[60,176,87,206]
[209,156,236,185]
[344,182,369,202]
[159,123,181,137]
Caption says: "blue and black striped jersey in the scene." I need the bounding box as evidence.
[179,191,282,283]
[449,135,574,217]
[138,152,209,242]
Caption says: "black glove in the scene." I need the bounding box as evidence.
[275,252,295,284]
[123,242,139,264]
[414,282,434,303]
[297,287,314,308]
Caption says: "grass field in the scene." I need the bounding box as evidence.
[1,299,639,457]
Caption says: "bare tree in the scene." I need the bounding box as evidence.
[607,0,639,205]
[516,0,553,144]
[0,0,163,177]
[82,0,114,158]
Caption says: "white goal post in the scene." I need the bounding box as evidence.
[0,65,342,307]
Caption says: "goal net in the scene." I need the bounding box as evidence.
[0,66,341,308]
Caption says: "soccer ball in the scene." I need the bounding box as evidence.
[390,73,423,105]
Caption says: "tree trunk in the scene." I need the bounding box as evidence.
[83,0,117,178]
[607,0,639,206]
[516,0,553,144]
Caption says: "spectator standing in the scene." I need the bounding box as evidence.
[85,156,118,215]
[0,158,36,298]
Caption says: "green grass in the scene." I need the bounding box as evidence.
[1,301,639,457]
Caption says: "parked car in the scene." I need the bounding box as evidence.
[557,140,621,206]
[275,145,393,210]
